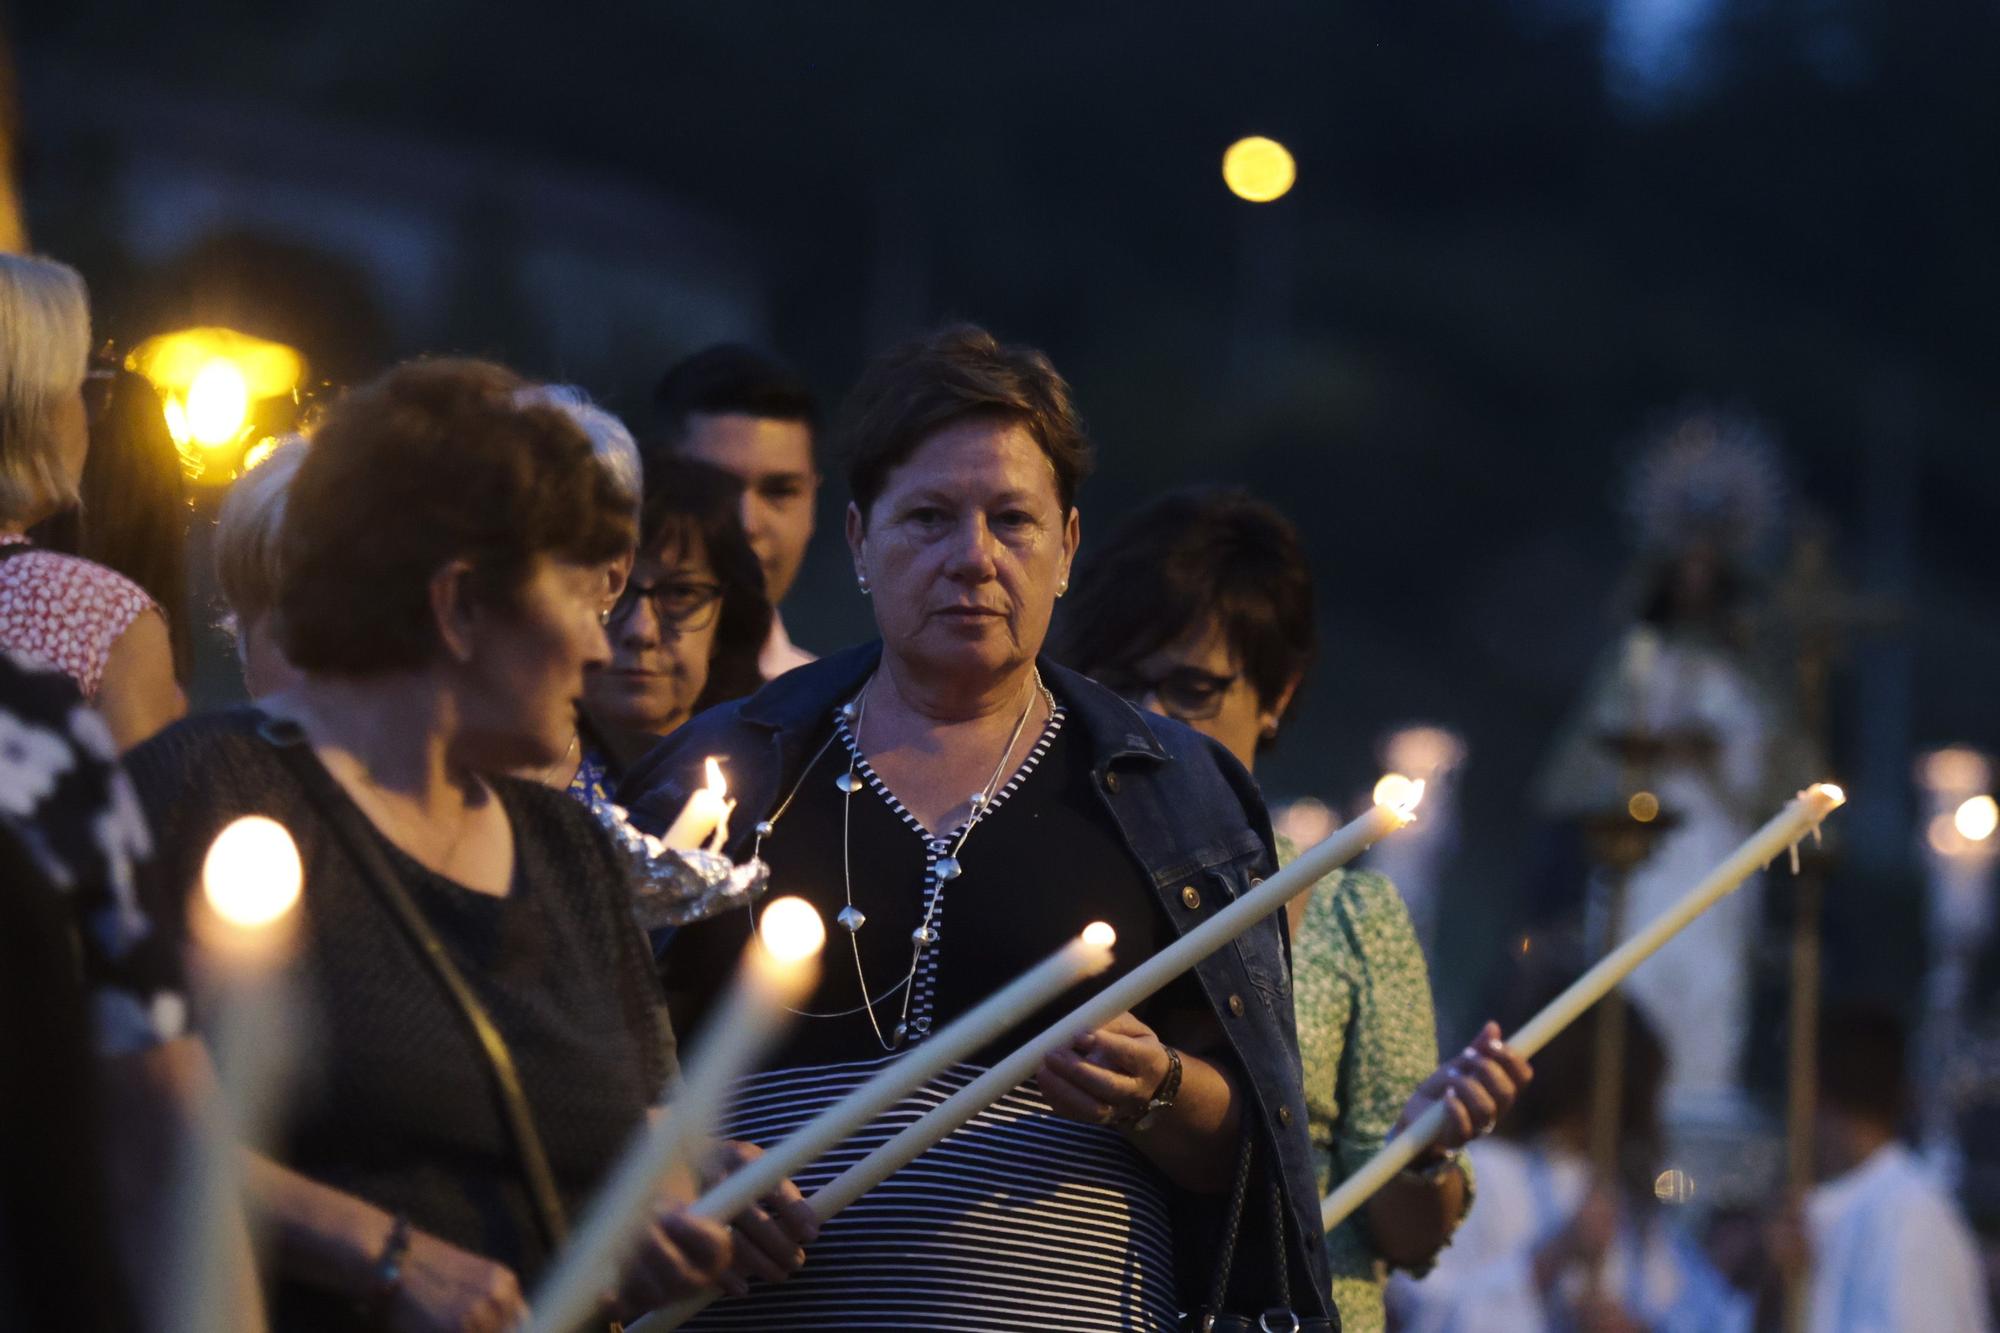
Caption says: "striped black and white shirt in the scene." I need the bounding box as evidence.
[664,707,1198,1330]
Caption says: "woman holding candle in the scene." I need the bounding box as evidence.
[127,359,812,1331]
[1055,487,1533,1333]
[622,325,1331,1330]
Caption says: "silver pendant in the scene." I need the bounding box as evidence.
[933,856,961,882]
[754,820,774,839]
[890,1022,907,1048]
[836,771,860,794]
[969,791,988,812]
[912,923,939,946]
[837,905,867,933]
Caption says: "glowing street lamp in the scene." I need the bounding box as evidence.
[128,327,305,482]
[1222,135,1297,203]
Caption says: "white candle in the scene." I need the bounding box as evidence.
[527,897,824,1333]
[1318,782,1848,1234]
[636,790,1421,1331]
[169,815,305,1333]
[677,923,1118,1230]
[663,758,736,854]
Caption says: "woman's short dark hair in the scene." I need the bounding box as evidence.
[279,357,636,675]
[636,451,773,709]
[839,323,1091,521]
[1054,488,1314,733]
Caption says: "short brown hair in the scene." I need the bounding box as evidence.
[839,324,1091,520]
[278,358,636,675]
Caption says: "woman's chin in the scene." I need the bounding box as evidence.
[902,628,1023,678]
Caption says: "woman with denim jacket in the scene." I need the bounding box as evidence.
[622,325,1335,1329]
[1056,487,1534,1333]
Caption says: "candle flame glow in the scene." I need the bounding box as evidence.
[1372,773,1426,820]
[758,896,827,963]
[703,757,728,797]
[1812,782,1847,807]
[1955,795,1998,843]
[201,816,303,929]
[1081,921,1117,949]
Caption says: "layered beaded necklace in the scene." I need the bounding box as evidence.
[747,667,1058,1051]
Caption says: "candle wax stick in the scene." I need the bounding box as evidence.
[1319,784,1846,1234]
[529,905,821,1333]
[169,815,305,1333]
[635,797,1417,1332]
[680,931,1116,1229]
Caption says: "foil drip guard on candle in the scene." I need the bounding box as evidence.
[593,800,770,928]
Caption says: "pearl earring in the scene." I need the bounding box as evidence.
[857,574,872,595]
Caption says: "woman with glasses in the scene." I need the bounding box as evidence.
[125,359,810,1330]
[564,456,771,807]
[1055,486,1532,1333]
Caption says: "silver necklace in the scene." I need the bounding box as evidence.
[747,668,1056,1050]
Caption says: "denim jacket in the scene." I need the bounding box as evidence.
[618,642,1337,1325]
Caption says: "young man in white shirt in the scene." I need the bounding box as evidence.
[1789,1005,1991,1332]
[652,345,820,680]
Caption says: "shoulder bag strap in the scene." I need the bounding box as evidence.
[259,718,571,1251]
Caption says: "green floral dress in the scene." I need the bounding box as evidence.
[1284,837,1472,1333]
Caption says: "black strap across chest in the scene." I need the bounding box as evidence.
[258,718,572,1253]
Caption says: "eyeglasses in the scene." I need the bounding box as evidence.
[608,578,724,633]
[1099,665,1240,723]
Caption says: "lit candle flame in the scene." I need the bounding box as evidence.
[1081,921,1117,949]
[1812,782,1847,807]
[758,896,827,963]
[1955,795,1998,843]
[704,757,727,797]
[201,815,303,930]
[1371,773,1427,821]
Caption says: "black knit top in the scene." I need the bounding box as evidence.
[126,709,674,1329]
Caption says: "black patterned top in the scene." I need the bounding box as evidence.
[0,649,182,1054]
[125,708,676,1329]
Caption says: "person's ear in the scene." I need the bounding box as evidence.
[429,559,480,664]
[1059,508,1082,594]
[845,501,869,590]
[1258,672,1304,739]
[606,551,634,605]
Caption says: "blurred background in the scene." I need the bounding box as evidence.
[8,0,1998,1236]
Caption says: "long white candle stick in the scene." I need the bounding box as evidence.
[528,897,824,1333]
[169,815,305,1333]
[635,789,1421,1331]
[679,923,1118,1229]
[1319,782,1847,1234]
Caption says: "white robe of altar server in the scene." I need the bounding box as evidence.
[1389,1138,1750,1333]
[1807,1143,1989,1333]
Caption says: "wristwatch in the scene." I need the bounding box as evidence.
[1115,1045,1183,1132]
